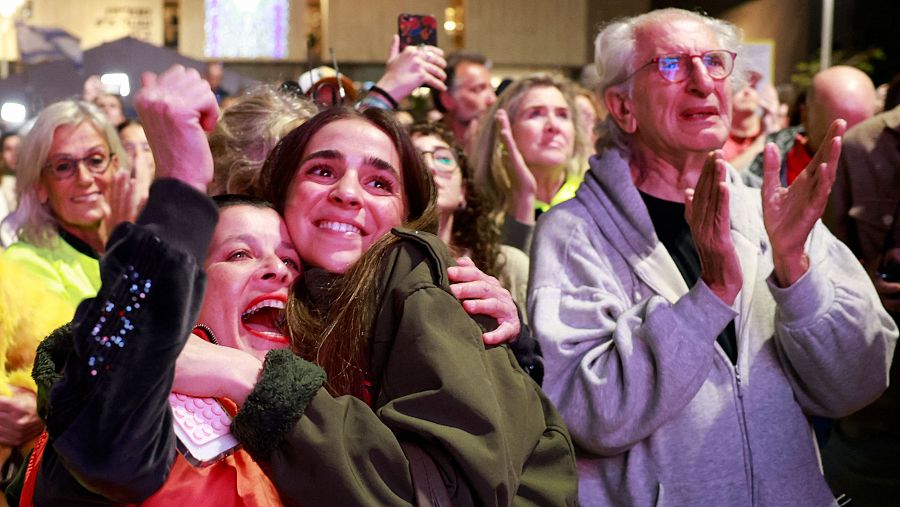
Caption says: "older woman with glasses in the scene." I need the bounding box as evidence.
[0,99,126,498]
[2,100,125,307]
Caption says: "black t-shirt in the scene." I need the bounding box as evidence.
[640,191,738,364]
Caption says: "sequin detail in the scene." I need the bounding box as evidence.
[86,264,153,376]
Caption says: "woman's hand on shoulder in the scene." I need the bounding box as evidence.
[134,65,219,193]
[173,334,262,405]
[448,256,520,345]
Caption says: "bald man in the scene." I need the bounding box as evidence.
[748,65,878,185]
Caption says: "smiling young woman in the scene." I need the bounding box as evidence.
[8,70,576,507]
[224,105,579,505]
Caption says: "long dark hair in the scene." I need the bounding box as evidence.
[259,106,438,398]
[409,122,504,283]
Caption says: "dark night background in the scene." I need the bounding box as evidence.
[655,0,900,85]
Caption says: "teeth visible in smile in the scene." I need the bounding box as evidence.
[72,194,99,203]
[242,299,285,318]
[319,221,361,234]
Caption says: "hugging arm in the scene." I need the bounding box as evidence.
[232,243,558,506]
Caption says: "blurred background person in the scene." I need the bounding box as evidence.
[118,120,155,182]
[823,90,900,504]
[573,84,606,154]
[410,122,529,307]
[0,133,20,246]
[109,120,156,225]
[747,65,878,186]
[433,52,497,148]
[471,74,588,253]
[208,84,316,196]
[759,81,789,133]
[1,132,21,184]
[94,92,128,129]
[722,71,765,162]
[205,61,231,104]
[409,122,542,381]
[726,73,787,173]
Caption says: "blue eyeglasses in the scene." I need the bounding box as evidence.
[417,147,459,174]
[623,50,737,83]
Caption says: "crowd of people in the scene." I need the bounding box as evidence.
[0,6,897,507]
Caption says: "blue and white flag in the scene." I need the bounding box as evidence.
[15,22,82,68]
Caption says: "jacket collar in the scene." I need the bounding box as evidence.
[578,149,762,310]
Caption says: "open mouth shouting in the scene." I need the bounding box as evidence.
[241,295,289,344]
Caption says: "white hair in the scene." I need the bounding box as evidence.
[593,8,745,152]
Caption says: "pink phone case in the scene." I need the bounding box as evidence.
[169,393,240,467]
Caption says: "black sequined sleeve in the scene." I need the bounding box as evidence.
[34,179,218,505]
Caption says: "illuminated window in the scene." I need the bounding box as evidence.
[205,0,289,59]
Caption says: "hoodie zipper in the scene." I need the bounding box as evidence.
[735,363,756,505]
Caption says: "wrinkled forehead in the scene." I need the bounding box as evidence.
[633,17,723,62]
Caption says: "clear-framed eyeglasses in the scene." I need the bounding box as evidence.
[624,50,737,83]
[418,147,459,174]
[42,152,114,180]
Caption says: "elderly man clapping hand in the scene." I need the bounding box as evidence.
[529,8,898,506]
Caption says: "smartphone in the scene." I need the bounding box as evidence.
[169,392,240,467]
[398,14,437,50]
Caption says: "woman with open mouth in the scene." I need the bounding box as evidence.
[10,66,565,506]
[11,192,299,506]
[211,104,577,505]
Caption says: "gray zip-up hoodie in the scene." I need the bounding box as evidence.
[529,149,898,506]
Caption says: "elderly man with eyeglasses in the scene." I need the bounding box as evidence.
[528,8,897,506]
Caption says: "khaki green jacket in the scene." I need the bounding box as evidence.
[233,228,578,506]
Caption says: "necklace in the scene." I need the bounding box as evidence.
[192,323,219,345]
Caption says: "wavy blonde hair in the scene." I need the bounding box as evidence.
[469,73,588,221]
[208,84,317,196]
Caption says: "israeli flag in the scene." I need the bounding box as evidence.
[15,22,82,69]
